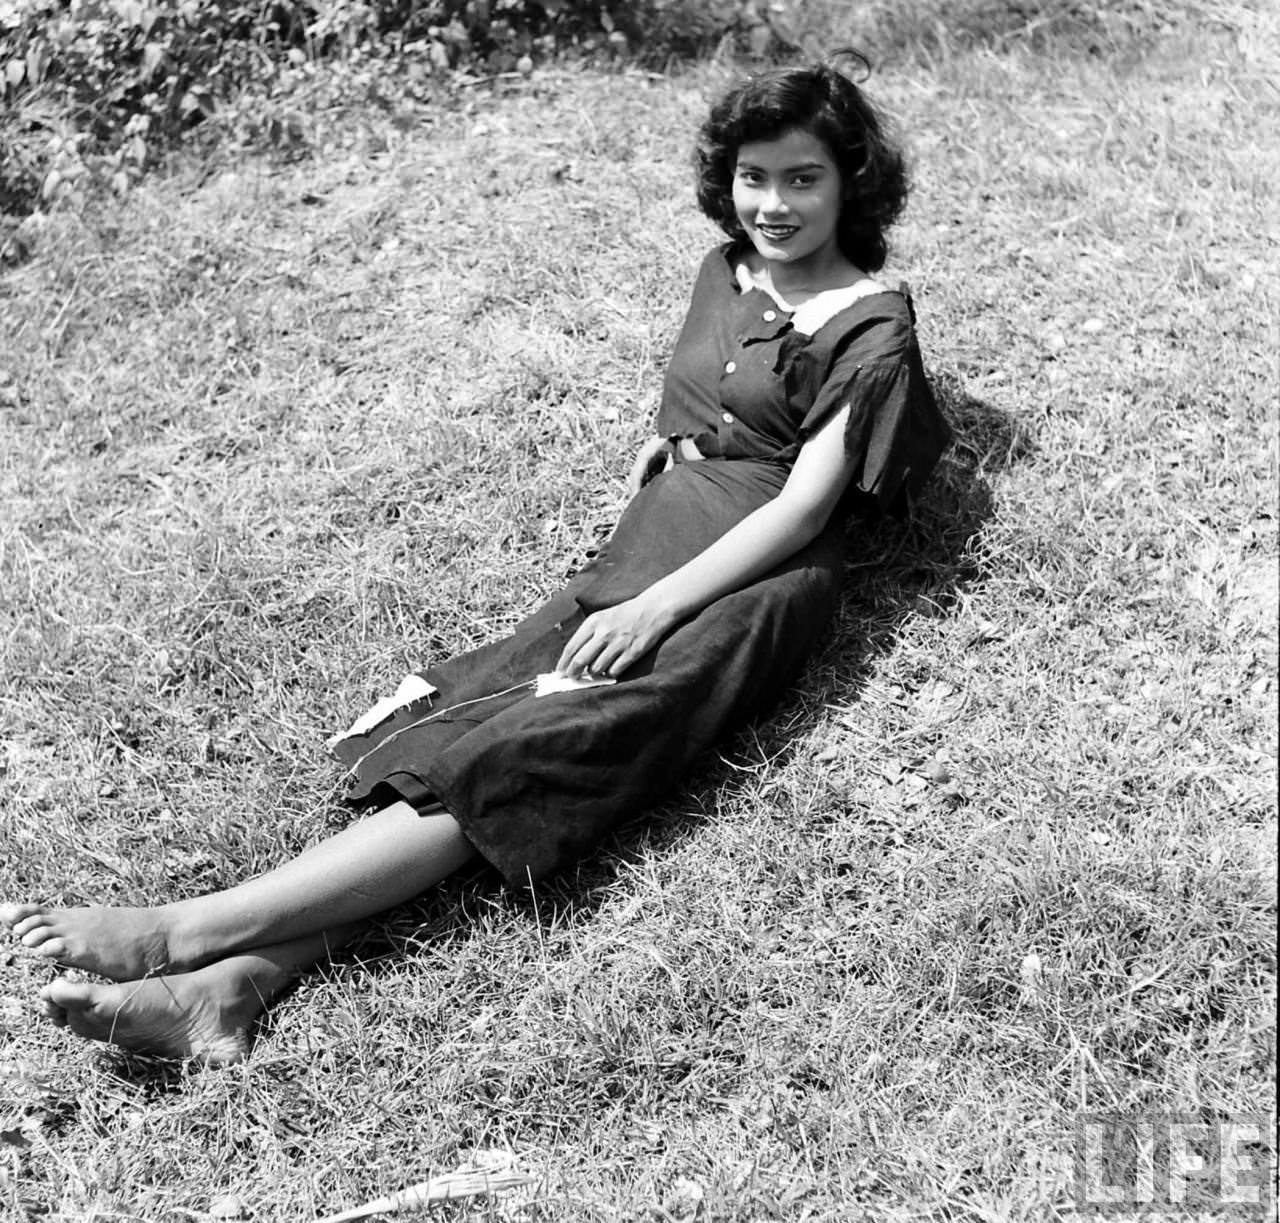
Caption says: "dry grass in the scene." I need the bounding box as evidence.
[789,0,1255,61]
[1,4,1276,1219]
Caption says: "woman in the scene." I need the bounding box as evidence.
[2,58,951,1064]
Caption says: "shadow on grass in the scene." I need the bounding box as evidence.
[346,377,1034,950]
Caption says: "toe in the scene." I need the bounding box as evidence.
[20,927,62,953]
[41,980,109,1042]
[42,979,95,1012]
[11,912,51,938]
[38,982,73,1027]
[1,903,42,929]
[41,998,69,1027]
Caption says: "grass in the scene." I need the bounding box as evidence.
[1,3,1277,1219]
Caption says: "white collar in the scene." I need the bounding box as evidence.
[733,262,889,336]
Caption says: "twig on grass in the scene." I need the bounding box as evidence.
[314,1154,537,1222]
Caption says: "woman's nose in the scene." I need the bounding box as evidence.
[758,184,787,215]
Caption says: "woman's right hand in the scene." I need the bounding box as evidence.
[626,435,672,497]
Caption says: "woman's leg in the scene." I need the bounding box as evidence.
[40,927,357,1065]
[0,802,475,981]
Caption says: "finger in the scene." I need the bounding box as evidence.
[555,627,590,675]
[557,623,604,676]
[560,649,591,678]
[557,610,604,666]
[600,652,628,679]
[571,650,608,679]
[644,450,670,485]
[626,458,646,497]
[592,638,629,677]
[610,634,650,677]
[556,638,587,676]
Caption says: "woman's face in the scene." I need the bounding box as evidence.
[731,127,845,274]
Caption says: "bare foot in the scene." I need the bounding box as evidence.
[0,902,197,982]
[39,964,259,1066]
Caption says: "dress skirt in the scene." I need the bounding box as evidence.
[331,458,846,884]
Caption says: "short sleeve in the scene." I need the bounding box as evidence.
[799,337,952,519]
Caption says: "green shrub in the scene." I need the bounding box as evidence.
[2,0,268,211]
[1,0,793,218]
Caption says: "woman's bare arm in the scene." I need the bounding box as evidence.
[557,404,854,677]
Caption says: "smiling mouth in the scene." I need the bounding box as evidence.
[756,224,799,241]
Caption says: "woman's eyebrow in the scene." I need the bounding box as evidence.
[736,159,829,173]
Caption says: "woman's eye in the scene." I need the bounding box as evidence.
[791,175,815,188]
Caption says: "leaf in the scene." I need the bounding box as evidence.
[208,1194,248,1219]
[26,43,47,85]
[912,677,965,724]
[314,1154,537,1223]
[179,88,214,116]
[747,22,771,56]
[4,58,23,89]
[143,40,165,74]
[964,617,1003,646]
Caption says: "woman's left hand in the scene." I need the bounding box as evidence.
[627,435,673,497]
[556,594,677,679]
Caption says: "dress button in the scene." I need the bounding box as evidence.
[721,412,734,424]
[762,309,777,322]
[724,360,736,374]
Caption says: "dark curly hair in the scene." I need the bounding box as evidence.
[695,55,909,273]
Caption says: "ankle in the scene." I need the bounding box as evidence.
[201,954,291,1020]
[156,901,218,969]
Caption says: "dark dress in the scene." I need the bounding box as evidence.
[332,245,951,884]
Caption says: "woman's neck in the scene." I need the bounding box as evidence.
[743,250,866,310]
